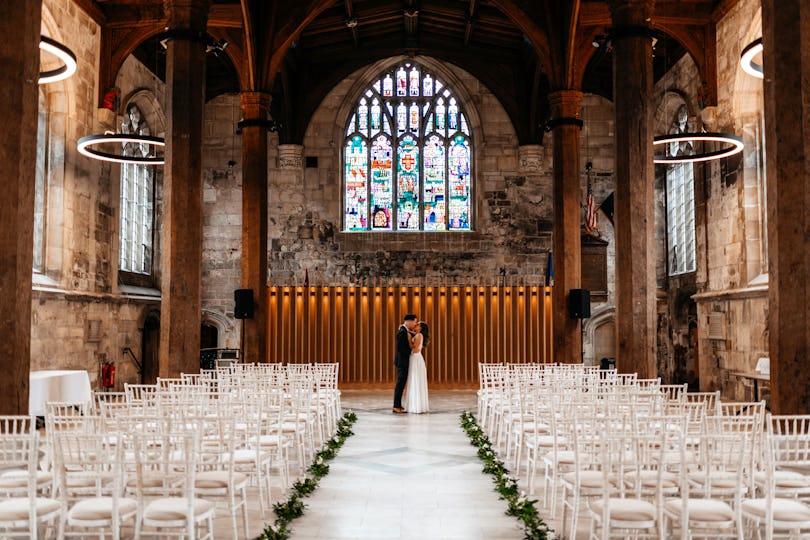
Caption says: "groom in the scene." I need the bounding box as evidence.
[393,313,418,413]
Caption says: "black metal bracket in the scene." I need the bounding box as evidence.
[236,118,280,134]
[122,347,143,376]
[544,117,584,132]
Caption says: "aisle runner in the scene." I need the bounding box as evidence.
[288,405,523,539]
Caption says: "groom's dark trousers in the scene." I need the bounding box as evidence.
[393,326,411,409]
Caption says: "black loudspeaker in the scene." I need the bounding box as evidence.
[567,289,591,319]
[234,289,254,319]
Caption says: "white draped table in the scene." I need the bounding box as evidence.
[29,370,92,416]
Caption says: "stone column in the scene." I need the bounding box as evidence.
[762,0,810,414]
[159,0,210,377]
[239,92,271,364]
[610,0,656,378]
[548,90,584,364]
[0,0,41,414]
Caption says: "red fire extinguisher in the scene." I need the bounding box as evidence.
[102,361,115,389]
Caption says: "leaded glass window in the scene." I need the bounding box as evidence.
[667,162,696,275]
[343,62,472,231]
[119,104,154,275]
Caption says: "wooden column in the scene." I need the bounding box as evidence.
[762,0,810,413]
[0,0,42,414]
[610,0,656,378]
[239,92,270,364]
[549,90,584,364]
[159,0,210,377]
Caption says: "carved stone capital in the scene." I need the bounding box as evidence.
[278,144,304,170]
[519,145,544,173]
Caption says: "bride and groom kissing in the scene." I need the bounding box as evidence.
[392,314,431,414]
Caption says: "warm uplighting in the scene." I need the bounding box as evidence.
[653,132,744,164]
[77,133,165,165]
[39,36,77,84]
[740,38,763,79]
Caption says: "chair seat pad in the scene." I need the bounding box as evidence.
[688,471,738,490]
[0,470,52,489]
[664,498,734,522]
[741,498,810,522]
[232,449,271,463]
[590,498,656,522]
[563,470,613,489]
[195,471,248,489]
[69,497,138,521]
[631,470,679,489]
[144,497,215,521]
[754,471,810,489]
[543,450,575,465]
[0,497,62,521]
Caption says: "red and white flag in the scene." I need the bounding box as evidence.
[584,182,598,234]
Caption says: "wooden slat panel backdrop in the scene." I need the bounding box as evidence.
[267,278,553,387]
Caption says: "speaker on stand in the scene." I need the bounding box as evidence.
[234,289,254,363]
[568,289,591,363]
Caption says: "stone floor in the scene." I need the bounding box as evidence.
[205,389,572,540]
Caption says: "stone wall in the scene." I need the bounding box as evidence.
[197,72,619,355]
[268,59,554,284]
[30,1,167,381]
[648,0,769,396]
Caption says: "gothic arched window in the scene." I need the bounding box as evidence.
[119,103,155,275]
[343,63,472,232]
[665,105,696,275]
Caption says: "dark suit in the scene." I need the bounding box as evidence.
[393,325,411,408]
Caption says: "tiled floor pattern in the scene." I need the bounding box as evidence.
[201,389,576,539]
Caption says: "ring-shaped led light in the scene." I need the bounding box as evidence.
[77,134,165,165]
[740,38,763,79]
[653,132,744,164]
[39,36,77,84]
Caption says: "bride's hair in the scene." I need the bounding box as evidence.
[419,321,430,347]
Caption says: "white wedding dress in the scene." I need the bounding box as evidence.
[405,334,429,413]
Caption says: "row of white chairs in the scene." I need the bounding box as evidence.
[477,362,810,540]
[0,362,342,539]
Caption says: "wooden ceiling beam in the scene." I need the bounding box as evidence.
[73,0,106,25]
[344,0,359,47]
[464,0,477,46]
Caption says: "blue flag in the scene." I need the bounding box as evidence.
[546,252,554,287]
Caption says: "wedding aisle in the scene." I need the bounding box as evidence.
[287,390,524,540]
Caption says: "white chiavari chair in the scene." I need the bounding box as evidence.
[0,431,63,539]
[53,431,138,540]
[132,431,215,539]
[742,430,810,540]
[0,415,53,498]
[664,430,750,540]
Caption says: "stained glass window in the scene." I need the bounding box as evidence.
[343,62,472,231]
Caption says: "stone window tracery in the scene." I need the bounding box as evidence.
[343,62,472,232]
[119,103,154,275]
[666,105,696,276]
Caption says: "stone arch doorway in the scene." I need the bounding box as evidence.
[141,311,160,384]
[201,322,218,350]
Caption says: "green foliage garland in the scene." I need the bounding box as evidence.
[459,412,553,540]
[256,411,358,540]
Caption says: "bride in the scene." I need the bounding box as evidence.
[405,321,430,414]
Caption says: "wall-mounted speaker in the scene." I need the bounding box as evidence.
[234,289,254,319]
[567,288,591,319]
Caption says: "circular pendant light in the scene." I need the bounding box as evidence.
[653,132,744,164]
[77,133,165,165]
[740,38,763,79]
[39,36,77,84]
